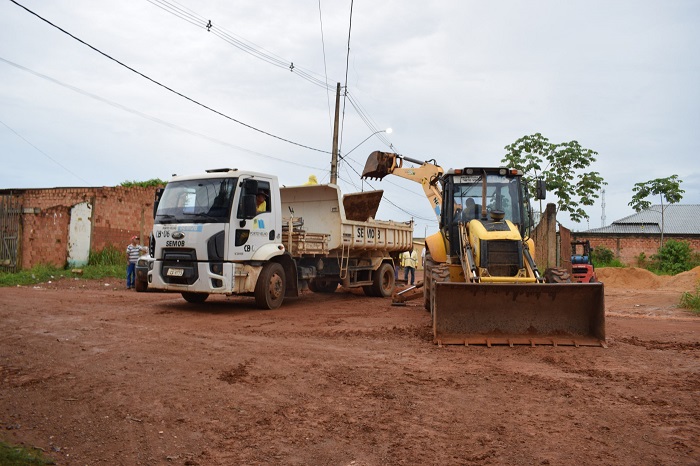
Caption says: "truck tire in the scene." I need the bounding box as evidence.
[134,278,148,292]
[255,262,286,309]
[309,279,338,293]
[182,292,208,303]
[544,267,572,283]
[368,262,394,298]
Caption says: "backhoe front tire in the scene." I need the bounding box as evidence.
[423,251,437,311]
[428,263,450,318]
[544,267,572,283]
[255,262,286,309]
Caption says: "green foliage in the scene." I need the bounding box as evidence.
[628,175,684,212]
[502,133,606,223]
[120,178,166,188]
[635,252,649,268]
[647,240,699,275]
[0,245,130,287]
[0,264,66,287]
[591,246,615,267]
[88,244,123,266]
[680,285,700,313]
[0,440,54,465]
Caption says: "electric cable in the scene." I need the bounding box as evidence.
[0,118,91,185]
[0,56,326,172]
[9,0,331,154]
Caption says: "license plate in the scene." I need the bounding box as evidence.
[167,268,184,277]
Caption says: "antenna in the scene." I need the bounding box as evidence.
[601,188,606,227]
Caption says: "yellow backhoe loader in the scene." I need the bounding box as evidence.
[363,151,605,347]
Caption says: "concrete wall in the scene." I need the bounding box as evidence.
[5,186,158,269]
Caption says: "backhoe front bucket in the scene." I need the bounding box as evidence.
[362,151,395,180]
[433,282,605,347]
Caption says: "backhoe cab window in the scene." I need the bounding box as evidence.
[453,174,522,225]
[155,177,237,224]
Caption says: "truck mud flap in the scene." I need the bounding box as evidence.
[433,282,605,347]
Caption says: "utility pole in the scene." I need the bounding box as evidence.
[330,82,341,185]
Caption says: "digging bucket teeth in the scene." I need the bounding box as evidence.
[433,282,606,347]
[362,151,394,180]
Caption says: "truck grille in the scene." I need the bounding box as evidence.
[479,240,523,277]
[161,248,199,285]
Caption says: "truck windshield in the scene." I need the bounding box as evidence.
[453,174,522,225]
[155,177,237,224]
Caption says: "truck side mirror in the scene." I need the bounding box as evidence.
[535,179,546,200]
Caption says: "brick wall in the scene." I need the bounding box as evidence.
[573,233,700,266]
[6,186,158,269]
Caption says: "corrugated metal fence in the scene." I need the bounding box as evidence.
[0,195,22,273]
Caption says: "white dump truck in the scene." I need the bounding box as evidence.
[147,168,413,308]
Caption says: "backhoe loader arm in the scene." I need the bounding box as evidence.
[362,151,444,221]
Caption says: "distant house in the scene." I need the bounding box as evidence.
[574,204,700,265]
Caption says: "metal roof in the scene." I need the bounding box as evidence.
[584,204,700,235]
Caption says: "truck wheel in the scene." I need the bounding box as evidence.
[134,278,148,292]
[182,292,208,303]
[370,263,394,298]
[255,262,286,309]
[309,280,338,293]
[544,267,572,283]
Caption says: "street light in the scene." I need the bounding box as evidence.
[331,128,392,184]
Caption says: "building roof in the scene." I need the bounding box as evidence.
[584,204,700,235]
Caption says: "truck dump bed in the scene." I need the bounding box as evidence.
[280,184,412,255]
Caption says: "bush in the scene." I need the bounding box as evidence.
[648,240,699,275]
[120,179,166,188]
[591,246,624,267]
[680,285,700,314]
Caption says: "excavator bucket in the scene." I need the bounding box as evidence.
[433,282,606,347]
[362,151,395,180]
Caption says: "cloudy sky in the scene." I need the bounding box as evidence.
[1,0,698,235]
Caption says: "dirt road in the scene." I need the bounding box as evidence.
[1,267,699,465]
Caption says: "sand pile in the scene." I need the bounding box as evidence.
[596,266,700,291]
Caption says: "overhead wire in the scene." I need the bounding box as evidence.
[9,0,331,154]
[317,0,333,135]
[0,118,91,185]
[0,56,326,172]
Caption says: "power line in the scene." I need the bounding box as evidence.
[143,0,395,150]
[9,0,331,154]
[0,56,326,172]
[0,118,91,185]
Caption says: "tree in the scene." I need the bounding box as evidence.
[502,133,606,223]
[628,175,684,247]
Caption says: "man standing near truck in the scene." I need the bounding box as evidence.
[401,245,418,285]
[126,235,146,289]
